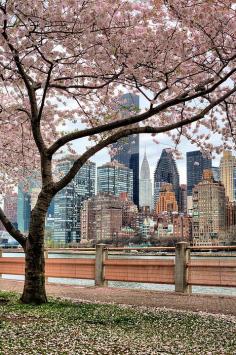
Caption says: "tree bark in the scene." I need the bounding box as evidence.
[20,192,51,304]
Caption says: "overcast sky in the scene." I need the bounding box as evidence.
[71,94,222,185]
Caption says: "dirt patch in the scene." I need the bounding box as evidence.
[0,298,9,304]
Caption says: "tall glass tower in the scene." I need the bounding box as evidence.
[111,93,139,206]
[187,151,212,196]
[154,149,180,209]
[139,152,152,208]
[97,161,133,200]
[53,157,95,244]
[17,184,31,233]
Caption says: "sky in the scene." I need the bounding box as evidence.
[72,95,222,185]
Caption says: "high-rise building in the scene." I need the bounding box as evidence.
[17,183,31,233]
[179,184,187,214]
[80,193,123,243]
[212,166,220,182]
[139,151,152,209]
[173,215,192,241]
[154,148,180,208]
[111,93,139,206]
[156,183,178,214]
[220,151,236,202]
[97,161,133,200]
[192,169,226,245]
[119,192,139,231]
[187,150,212,196]
[53,157,95,244]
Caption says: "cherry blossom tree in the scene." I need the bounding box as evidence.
[0,0,235,304]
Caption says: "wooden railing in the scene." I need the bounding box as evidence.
[0,243,236,294]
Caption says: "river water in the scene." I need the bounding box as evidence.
[2,252,236,297]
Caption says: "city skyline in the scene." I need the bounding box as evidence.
[74,133,225,186]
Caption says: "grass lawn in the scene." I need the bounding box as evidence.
[0,291,235,355]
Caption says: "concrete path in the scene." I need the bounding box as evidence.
[1,279,236,316]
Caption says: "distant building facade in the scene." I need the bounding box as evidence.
[154,148,180,208]
[179,184,187,214]
[156,183,178,214]
[119,192,139,231]
[17,183,31,233]
[111,93,139,206]
[53,157,95,244]
[139,152,152,209]
[80,193,123,243]
[192,169,226,245]
[97,161,133,200]
[187,150,212,196]
[173,215,192,241]
[212,166,220,182]
[220,151,236,202]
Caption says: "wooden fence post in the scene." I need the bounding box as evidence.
[95,244,108,286]
[175,242,191,293]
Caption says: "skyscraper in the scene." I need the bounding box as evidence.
[187,150,212,196]
[97,161,133,200]
[139,151,152,209]
[111,93,139,206]
[53,157,95,244]
[17,183,31,233]
[220,151,236,202]
[154,148,180,209]
[179,184,187,214]
[212,166,220,182]
[192,169,226,245]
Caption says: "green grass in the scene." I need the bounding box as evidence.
[0,291,235,354]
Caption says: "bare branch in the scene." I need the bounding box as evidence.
[53,84,236,193]
[0,207,26,248]
[48,67,236,157]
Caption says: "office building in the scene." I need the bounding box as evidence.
[154,148,180,207]
[111,93,139,205]
[53,157,95,244]
[17,183,31,233]
[139,151,152,209]
[212,166,220,182]
[173,215,192,241]
[119,192,139,230]
[220,151,236,202]
[97,161,133,200]
[156,183,178,214]
[187,150,212,196]
[192,169,226,245]
[179,184,187,214]
[80,193,123,243]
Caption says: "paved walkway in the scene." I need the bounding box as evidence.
[1,279,236,316]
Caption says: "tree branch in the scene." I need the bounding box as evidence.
[0,207,26,248]
[53,84,236,193]
[48,66,236,157]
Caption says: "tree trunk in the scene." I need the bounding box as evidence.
[20,235,47,304]
[20,192,51,304]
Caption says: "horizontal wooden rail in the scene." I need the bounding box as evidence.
[104,259,175,284]
[0,258,95,280]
